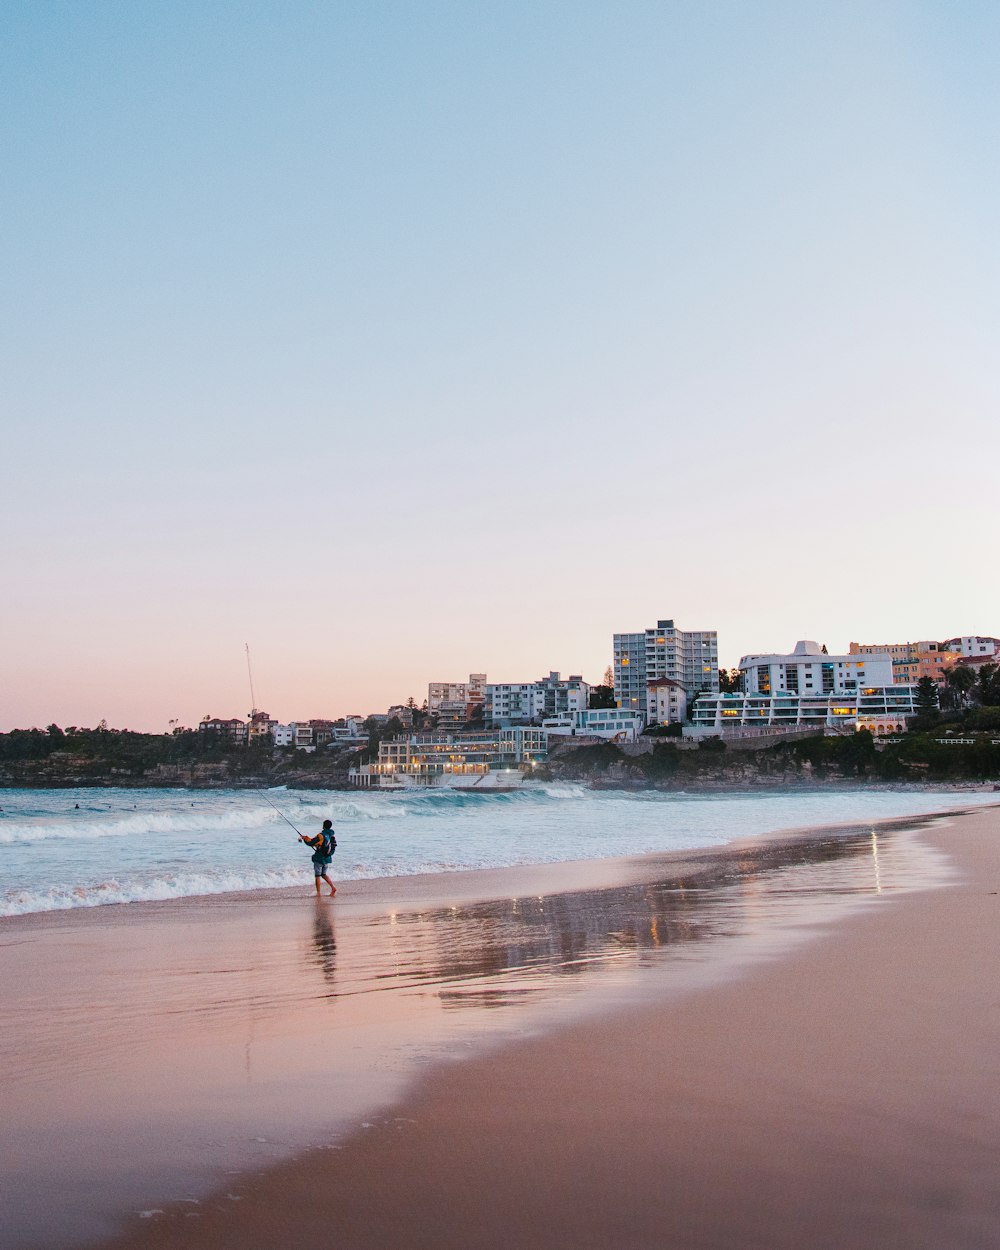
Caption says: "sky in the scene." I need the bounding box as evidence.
[2,0,998,732]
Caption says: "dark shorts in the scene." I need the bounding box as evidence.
[312,859,332,876]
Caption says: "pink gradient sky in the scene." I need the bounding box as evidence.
[3,3,998,732]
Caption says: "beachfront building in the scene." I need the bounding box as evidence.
[271,723,295,747]
[359,727,548,787]
[850,639,949,686]
[486,673,589,726]
[613,619,718,723]
[690,686,918,734]
[740,640,894,696]
[541,709,646,741]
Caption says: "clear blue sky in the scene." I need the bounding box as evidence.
[2,1,998,730]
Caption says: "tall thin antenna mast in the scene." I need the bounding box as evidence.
[245,642,258,718]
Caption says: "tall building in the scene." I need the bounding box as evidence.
[613,619,718,722]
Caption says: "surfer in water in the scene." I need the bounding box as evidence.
[300,820,337,896]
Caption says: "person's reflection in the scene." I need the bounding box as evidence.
[310,898,338,987]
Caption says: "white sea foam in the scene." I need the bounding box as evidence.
[0,785,993,918]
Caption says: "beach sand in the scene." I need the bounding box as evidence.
[4,805,1000,1249]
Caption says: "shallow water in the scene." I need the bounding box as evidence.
[0,810,968,1249]
[0,783,995,915]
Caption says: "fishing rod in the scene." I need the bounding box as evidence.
[257,787,307,840]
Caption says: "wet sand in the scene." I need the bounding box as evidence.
[4,806,1000,1249]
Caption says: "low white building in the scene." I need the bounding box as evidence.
[362,727,548,787]
[740,640,894,696]
[691,687,918,733]
[541,709,646,741]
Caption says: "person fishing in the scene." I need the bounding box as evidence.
[300,819,337,896]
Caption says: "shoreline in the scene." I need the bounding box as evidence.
[88,800,1000,1250]
[3,801,996,1248]
[3,775,999,791]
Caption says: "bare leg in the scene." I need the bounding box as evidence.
[321,871,337,896]
[314,875,322,896]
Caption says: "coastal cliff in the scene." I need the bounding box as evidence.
[1,725,998,790]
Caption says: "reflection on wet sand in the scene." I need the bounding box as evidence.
[310,899,338,985]
[347,825,924,1013]
[0,817,952,1250]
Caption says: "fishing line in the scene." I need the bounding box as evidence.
[244,643,306,842]
[257,787,306,839]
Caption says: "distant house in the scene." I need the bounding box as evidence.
[248,712,278,742]
[198,717,248,744]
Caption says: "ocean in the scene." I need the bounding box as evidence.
[1,783,996,918]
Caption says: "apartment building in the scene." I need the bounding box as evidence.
[649,677,687,725]
[613,619,718,722]
[850,639,948,685]
[942,636,1000,660]
[691,687,917,734]
[427,674,487,718]
[486,673,589,726]
[740,640,894,695]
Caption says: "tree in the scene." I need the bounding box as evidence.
[589,685,615,709]
[977,663,1000,707]
[820,644,829,654]
[944,664,977,709]
[718,667,742,693]
[914,676,940,719]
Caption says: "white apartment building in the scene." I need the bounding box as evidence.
[541,709,646,741]
[740,640,894,695]
[613,619,718,723]
[427,674,487,716]
[942,636,1000,659]
[486,673,589,726]
[691,687,917,733]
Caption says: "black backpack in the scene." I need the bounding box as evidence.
[320,831,337,857]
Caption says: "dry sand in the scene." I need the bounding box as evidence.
[81,805,1000,1250]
